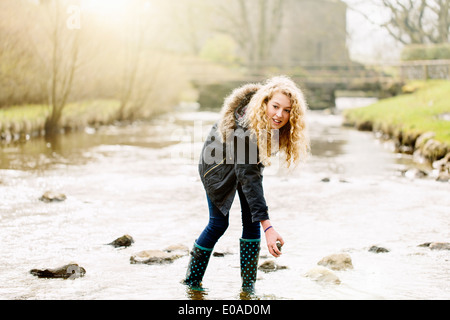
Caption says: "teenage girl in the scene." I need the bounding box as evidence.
[184,76,309,292]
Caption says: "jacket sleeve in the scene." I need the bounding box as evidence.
[233,127,269,223]
[235,162,269,223]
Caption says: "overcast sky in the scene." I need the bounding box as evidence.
[343,0,403,63]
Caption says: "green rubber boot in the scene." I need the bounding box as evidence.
[184,241,213,290]
[240,238,261,293]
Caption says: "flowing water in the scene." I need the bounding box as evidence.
[0,104,449,300]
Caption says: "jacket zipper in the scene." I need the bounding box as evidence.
[203,158,226,178]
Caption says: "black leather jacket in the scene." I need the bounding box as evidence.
[198,117,269,223]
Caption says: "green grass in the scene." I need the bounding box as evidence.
[61,99,121,124]
[0,104,49,122]
[344,80,450,145]
[0,99,121,134]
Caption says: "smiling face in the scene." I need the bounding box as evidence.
[266,92,292,129]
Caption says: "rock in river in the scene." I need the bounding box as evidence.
[39,191,66,203]
[30,263,86,279]
[317,253,353,271]
[130,245,189,265]
[403,168,428,179]
[429,242,450,250]
[418,242,450,251]
[258,260,288,273]
[108,234,134,248]
[369,245,390,253]
[304,266,341,285]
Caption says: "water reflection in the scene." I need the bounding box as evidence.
[185,287,209,300]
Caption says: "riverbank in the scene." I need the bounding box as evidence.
[343,80,450,182]
[0,100,122,143]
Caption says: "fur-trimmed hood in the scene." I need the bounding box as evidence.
[217,83,261,142]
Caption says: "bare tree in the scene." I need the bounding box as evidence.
[213,0,286,72]
[115,0,186,120]
[165,0,214,55]
[0,0,47,107]
[33,0,81,135]
[116,16,144,121]
[155,0,286,73]
[429,0,450,43]
[348,0,450,44]
[115,0,158,120]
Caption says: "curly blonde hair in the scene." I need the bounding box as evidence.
[241,76,310,167]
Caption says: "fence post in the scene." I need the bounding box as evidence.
[423,63,429,80]
[447,62,450,80]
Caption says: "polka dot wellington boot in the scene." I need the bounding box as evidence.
[240,238,261,292]
[184,241,213,290]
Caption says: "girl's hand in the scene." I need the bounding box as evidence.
[264,227,284,258]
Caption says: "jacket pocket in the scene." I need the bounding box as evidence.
[203,158,226,179]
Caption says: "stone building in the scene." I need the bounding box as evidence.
[271,0,350,65]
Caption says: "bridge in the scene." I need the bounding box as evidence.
[180,59,450,110]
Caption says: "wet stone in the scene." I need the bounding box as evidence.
[130,246,189,265]
[30,263,86,279]
[317,253,353,271]
[258,260,288,273]
[304,266,341,285]
[108,235,134,248]
[369,246,390,253]
[429,242,450,250]
[39,191,66,203]
[418,242,432,248]
[276,241,283,252]
[419,242,450,251]
[130,250,179,264]
[432,152,450,171]
[436,172,450,182]
[403,168,428,179]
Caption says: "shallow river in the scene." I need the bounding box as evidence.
[0,107,449,300]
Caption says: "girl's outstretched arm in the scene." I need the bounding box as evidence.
[261,220,284,257]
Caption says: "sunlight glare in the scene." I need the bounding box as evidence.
[82,0,132,18]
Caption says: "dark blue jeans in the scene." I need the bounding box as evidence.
[196,185,261,249]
